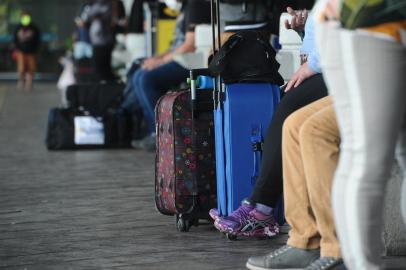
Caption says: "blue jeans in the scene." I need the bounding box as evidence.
[132,61,189,133]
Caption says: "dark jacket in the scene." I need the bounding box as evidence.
[87,0,126,46]
[14,23,41,54]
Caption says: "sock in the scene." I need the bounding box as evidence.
[255,203,273,215]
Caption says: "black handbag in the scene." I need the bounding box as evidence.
[208,30,284,85]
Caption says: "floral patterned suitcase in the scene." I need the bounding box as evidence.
[155,89,217,232]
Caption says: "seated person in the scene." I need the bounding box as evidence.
[210,9,329,238]
[131,0,211,151]
[246,96,345,270]
[246,6,405,267]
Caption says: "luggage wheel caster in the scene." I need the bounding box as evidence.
[226,233,237,241]
[176,215,191,232]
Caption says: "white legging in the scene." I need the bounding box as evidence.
[315,23,406,270]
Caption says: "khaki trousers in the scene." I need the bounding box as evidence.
[282,95,341,258]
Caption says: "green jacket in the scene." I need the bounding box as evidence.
[341,0,406,29]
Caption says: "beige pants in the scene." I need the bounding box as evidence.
[283,96,341,258]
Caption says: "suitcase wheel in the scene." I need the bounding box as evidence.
[225,233,237,241]
[176,214,192,232]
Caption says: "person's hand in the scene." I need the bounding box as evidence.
[142,57,165,70]
[319,0,340,21]
[284,7,308,33]
[285,62,316,92]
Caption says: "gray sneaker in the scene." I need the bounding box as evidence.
[246,245,320,270]
[304,257,346,270]
[131,133,156,152]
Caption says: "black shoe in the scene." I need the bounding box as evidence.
[131,133,156,152]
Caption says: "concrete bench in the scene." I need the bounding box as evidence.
[276,13,302,83]
[173,24,212,69]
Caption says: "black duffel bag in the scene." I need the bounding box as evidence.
[66,82,125,116]
[208,30,284,85]
[45,107,132,150]
[46,82,133,150]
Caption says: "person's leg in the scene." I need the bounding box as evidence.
[25,54,36,91]
[213,75,329,236]
[315,22,354,265]
[284,96,333,251]
[92,45,103,81]
[339,30,406,270]
[92,45,115,81]
[246,97,332,270]
[133,61,189,135]
[16,51,25,90]
[300,104,341,261]
[119,79,144,141]
[104,44,115,81]
[250,74,329,208]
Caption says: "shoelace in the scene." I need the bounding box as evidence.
[241,212,276,232]
[266,245,291,258]
[249,209,276,225]
[229,206,252,225]
[305,257,342,270]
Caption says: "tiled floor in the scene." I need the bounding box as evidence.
[0,83,405,270]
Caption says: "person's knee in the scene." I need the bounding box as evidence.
[139,69,158,87]
[299,117,318,146]
[132,69,145,86]
[283,110,305,141]
[300,106,339,146]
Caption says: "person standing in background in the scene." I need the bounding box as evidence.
[85,0,126,81]
[13,12,41,92]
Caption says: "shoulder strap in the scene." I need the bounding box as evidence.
[208,34,243,75]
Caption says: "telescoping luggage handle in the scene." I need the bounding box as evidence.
[185,0,222,215]
[190,0,222,118]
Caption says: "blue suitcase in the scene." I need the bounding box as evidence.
[188,0,286,228]
[214,83,283,223]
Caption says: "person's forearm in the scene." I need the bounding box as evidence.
[154,51,171,60]
[162,32,195,62]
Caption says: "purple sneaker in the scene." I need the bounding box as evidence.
[214,207,280,238]
[209,208,220,221]
[241,208,280,237]
[214,204,254,233]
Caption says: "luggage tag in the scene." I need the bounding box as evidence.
[74,115,105,145]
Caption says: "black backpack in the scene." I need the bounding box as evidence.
[208,30,284,85]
